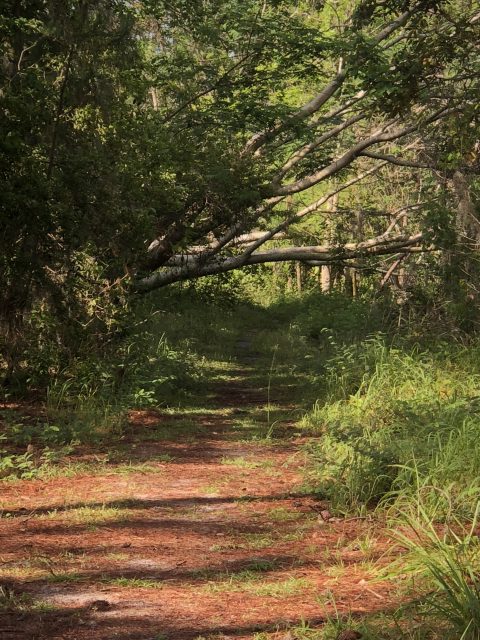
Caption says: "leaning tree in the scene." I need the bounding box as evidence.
[132,0,480,292]
[1,0,479,379]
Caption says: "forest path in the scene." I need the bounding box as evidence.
[0,338,395,639]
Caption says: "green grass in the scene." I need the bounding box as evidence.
[291,308,480,637]
[39,504,131,526]
[106,552,130,561]
[45,572,84,583]
[221,456,260,469]
[209,529,308,552]
[0,587,57,614]
[220,455,276,469]
[200,483,222,495]
[199,559,278,585]
[268,507,306,522]
[5,288,480,638]
[345,532,378,559]
[247,577,310,597]
[201,564,310,597]
[104,577,164,589]
[0,564,49,582]
[239,533,276,550]
[0,448,174,482]
[302,336,480,518]
[384,498,480,640]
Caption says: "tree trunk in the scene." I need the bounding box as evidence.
[320,265,331,293]
[351,268,358,298]
[344,268,353,297]
[452,170,479,250]
[296,262,302,293]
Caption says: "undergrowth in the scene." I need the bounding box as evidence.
[303,336,480,520]
[2,287,480,638]
[0,286,267,475]
[295,295,480,638]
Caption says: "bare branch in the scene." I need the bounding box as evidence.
[246,233,423,263]
[372,5,419,43]
[270,106,453,196]
[360,150,434,169]
[240,162,389,258]
[379,255,406,289]
[195,196,286,259]
[273,113,366,184]
[134,232,424,292]
[241,71,347,157]
[317,90,367,123]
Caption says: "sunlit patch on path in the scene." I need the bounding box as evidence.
[0,340,395,639]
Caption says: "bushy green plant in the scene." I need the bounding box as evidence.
[304,336,480,516]
[0,450,36,479]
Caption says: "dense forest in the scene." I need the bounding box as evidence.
[1,1,480,639]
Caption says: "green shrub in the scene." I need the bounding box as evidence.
[304,337,480,516]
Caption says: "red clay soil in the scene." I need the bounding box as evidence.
[0,376,398,639]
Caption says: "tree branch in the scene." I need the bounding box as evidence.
[270,106,453,196]
[273,112,366,184]
[379,255,407,289]
[240,5,418,158]
[239,162,389,259]
[241,71,347,157]
[135,232,423,292]
[359,150,434,169]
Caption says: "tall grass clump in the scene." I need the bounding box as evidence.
[303,336,480,517]
[387,495,480,640]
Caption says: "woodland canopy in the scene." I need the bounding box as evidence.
[1,0,479,382]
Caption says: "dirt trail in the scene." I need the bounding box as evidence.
[0,340,396,639]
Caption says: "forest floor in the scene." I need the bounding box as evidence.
[0,336,398,640]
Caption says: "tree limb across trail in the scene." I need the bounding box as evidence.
[132,1,479,292]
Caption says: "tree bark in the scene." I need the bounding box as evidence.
[321,265,331,293]
[296,262,302,293]
[452,170,480,249]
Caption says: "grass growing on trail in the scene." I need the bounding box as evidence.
[105,577,164,589]
[269,507,307,522]
[236,575,311,597]
[1,287,305,476]
[200,561,311,597]
[0,288,334,475]
[0,587,56,614]
[40,504,132,526]
[4,288,480,638]
[221,455,276,469]
[45,572,84,584]
[221,456,261,469]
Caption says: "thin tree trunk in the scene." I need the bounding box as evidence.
[351,268,358,298]
[344,268,353,297]
[296,262,302,293]
[452,170,480,250]
[150,87,159,110]
[320,265,331,293]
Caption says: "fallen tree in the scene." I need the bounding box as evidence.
[1,0,479,360]
[131,0,479,292]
